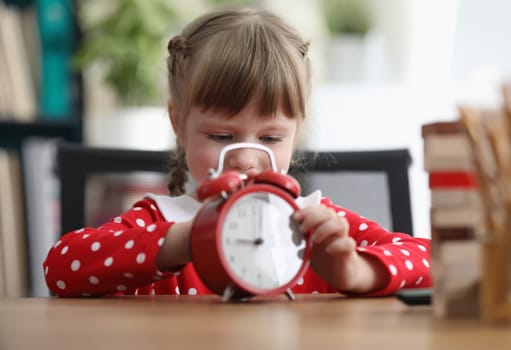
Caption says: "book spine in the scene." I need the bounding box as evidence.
[36,0,73,119]
[428,171,478,188]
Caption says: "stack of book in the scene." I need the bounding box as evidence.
[422,120,483,318]
[424,81,511,324]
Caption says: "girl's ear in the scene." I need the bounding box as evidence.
[168,101,180,138]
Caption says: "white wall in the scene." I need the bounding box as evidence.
[451,0,511,82]
[302,0,511,238]
[306,82,457,238]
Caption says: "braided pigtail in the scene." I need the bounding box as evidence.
[167,35,188,78]
[168,143,189,196]
[166,34,189,197]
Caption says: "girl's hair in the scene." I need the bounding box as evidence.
[166,7,311,195]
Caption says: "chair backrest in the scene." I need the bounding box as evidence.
[289,149,413,235]
[57,143,173,234]
[57,144,413,236]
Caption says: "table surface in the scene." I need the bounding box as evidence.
[1,294,510,350]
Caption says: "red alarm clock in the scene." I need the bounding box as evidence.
[190,143,310,301]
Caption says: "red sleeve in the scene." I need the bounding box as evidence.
[320,197,432,296]
[43,198,176,297]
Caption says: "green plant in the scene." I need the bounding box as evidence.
[323,0,372,35]
[208,0,254,6]
[73,0,176,106]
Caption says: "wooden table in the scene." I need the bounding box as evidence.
[1,294,510,350]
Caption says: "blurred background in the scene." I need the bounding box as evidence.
[2,0,511,238]
[2,0,511,297]
[80,0,511,238]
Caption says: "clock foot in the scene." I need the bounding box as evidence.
[222,285,235,302]
[285,288,296,301]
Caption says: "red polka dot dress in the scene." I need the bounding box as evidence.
[43,193,432,297]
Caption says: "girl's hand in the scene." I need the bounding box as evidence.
[293,205,389,293]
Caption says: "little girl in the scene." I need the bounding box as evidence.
[44,7,431,297]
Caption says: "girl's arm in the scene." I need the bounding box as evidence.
[293,197,432,296]
[43,198,178,297]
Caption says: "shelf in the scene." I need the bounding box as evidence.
[0,118,82,150]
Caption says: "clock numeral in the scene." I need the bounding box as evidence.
[228,222,238,231]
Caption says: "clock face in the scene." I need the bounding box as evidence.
[220,191,306,291]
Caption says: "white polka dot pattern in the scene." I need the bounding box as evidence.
[124,240,134,249]
[422,258,430,268]
[71,260,81,271]
[90,242,101,252]
[136,253,146,264]
[400,249,410,256]
[42,197,432,297]
[104,257,114,267]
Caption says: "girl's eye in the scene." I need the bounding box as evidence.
[260,136,282,144]
[208,134,233,142]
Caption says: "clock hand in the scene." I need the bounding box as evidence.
[254,199,266,243]
[235,238,264,245]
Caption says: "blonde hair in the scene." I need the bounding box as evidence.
[166,7,311,195]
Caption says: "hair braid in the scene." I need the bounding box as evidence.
[168,143,188,196]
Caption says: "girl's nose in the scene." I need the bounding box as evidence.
[226,148,259,172]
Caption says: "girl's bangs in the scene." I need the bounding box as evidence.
[187,27,307,119]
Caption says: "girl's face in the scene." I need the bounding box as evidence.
[173,99,299,188]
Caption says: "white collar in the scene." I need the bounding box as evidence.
[145,190,322,223]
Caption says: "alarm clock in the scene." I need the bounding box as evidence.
[190,143,310,301]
